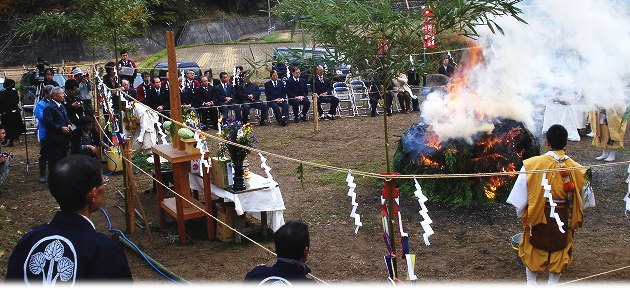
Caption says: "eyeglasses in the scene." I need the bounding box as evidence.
[100,175,110,187]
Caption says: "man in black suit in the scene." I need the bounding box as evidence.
[215,72,241,123]
[63,79,85,128]
[236,72,268,126]
[142,77,168,118]
[285,67,311,123]
[437,57,455,77]
[264,70,289,126]
[312,65,338,120]
[195,76,219,130]
[43,87,73,178]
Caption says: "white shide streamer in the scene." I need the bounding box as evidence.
[346,171,362,233]
[413,179,434,245]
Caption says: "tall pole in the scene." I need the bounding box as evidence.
[268,0,272,35]
[166,31,185,151]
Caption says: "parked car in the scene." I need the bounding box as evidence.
[271,46,351,81]
[151,62,202,82]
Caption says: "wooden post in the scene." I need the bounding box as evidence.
[165,31,185,151]
[122,137,136,233]
[312,93,319,133]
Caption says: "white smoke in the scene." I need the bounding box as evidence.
[421,0,630,142]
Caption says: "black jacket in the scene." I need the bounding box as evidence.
[244,258,315,285]
[6,211,133,283]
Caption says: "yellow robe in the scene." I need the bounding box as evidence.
[589,108,627,149]
[518,151,585,273]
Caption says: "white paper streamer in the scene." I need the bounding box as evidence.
[405,254,418,281]
[346,170,361,233]
[193,131,211,177]
[413,179,434,246]
[258,153,279,202]
[541,174,565,233]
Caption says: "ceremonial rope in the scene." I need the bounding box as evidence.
[93,116,328,284]
[108,86,630,180]
[557,264,630,285]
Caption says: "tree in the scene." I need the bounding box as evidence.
[16,0,152,57]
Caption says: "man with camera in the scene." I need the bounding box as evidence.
[72,68,93,117]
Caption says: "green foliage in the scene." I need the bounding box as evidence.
[132,152,172,172]
[272,0,526,97]
[16,0,152,54]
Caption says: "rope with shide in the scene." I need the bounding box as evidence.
[109,85,630,180]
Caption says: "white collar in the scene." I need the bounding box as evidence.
[79,214,96,229]
[52,99,63,107]
[545,150,570,163]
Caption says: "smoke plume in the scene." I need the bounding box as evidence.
[421,0,630,142]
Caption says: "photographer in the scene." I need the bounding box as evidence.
[72,68,94,116]
[0,126,13,185]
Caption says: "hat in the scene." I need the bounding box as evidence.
[72,68,85,76]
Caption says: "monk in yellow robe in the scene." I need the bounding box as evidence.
[507,124,586,285]
[590,107,627,161]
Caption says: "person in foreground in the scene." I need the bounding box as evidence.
[506,124,585,285]
[244,221,316,285]
[5,154,132,284]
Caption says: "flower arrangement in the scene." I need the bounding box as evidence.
[218,118,259,164]
[183,108,201,129]
[218,118,258,191]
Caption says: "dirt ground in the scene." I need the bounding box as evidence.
[1,111,630,285]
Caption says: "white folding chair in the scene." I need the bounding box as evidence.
[349,80,372,116]
[332,82,354,117]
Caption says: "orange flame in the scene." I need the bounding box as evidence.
[420,155,441,167]
[425,128,442,150]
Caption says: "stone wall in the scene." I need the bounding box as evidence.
[2,16,288,67]
[177,17,289,45]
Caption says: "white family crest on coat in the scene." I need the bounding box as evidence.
[23,235,78,286]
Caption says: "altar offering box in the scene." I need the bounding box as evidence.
[211,157,230,188]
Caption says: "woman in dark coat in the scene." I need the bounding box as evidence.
[0,79,26,146]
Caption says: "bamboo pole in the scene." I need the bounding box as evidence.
[313,93,319,133]
[122,137,136,233]
[382,85,398,280]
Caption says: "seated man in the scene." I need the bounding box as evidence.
[236,71,268,126]
[264,70,289,126]
[120,79,138,102]
[285,67,311,123]
[135,72,152,102]
[215,72,241,123]
[244,221,316,285]
[195,77,220,130]
[6,154,133,283]
[312,65,339,120]
[71,116,110,158]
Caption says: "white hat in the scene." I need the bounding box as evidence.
[71,68,85,76]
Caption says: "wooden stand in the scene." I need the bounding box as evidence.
[152,145,214,244]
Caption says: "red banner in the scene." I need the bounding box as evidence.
[422,6,436,48]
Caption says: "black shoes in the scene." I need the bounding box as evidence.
[300,115,307,122]
[294,117,300,123]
